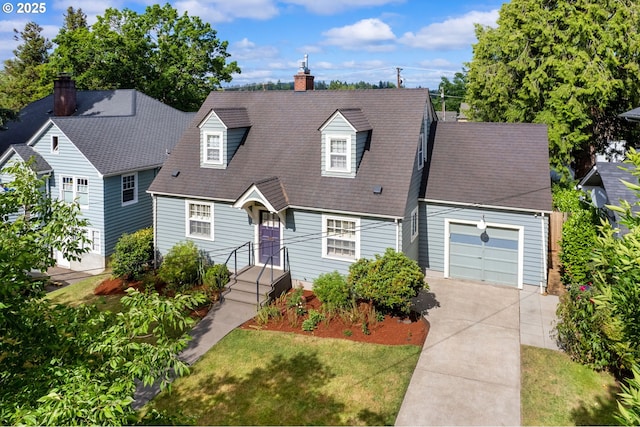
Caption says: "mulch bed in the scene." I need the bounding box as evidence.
[95,278,429,346]
[240,290,429,347]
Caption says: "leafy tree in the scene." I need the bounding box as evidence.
[433,71,467,113]
[466,0,640,176]
[49,3,240,111]
[0,160,89,302]
[0,160,205,425]
[0,22,52,110]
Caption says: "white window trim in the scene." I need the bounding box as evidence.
[325,134,352,173]
[86,228,101,254]
[202,131,224,166]
[121,172,138,206]
[322,214,360,261]
[418,132,425,170]
[185,200,214,241]
[60,175,89,208]
[51,135,59,154]
[410,206,419,243]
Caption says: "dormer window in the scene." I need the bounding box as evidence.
[203,132,223,165]
[320,108,370,178]
[327,136,351,173]
[198,108,250,169]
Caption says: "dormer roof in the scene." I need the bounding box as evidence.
[320,108,372,132]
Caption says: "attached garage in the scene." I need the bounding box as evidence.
[445,221,523,288]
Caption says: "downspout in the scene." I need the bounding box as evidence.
[395,218,400,252]
[540,212,548,294]
[152,194,158,269]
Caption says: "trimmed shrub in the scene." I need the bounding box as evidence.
[158,241,202,290]
[111,227,154,281]
[312,271,351,312]
[348,248,426,315]
[558,208,599,287]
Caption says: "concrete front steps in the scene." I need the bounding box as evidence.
[224,265,292,309]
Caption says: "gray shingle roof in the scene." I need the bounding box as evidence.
[582,162,639,207]
[212,108,251,128]
[1,89,194,176]
[9,144,52,173]
[423,122,552,212]
[619,107,640,122]
[149,89,431,218]
[253,176,289,211]
[50,90,194,176]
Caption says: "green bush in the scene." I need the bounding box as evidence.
[558,208,599,287]
[301,309,325,332]
[158,241,203,291]
[312,271,351,312]
[203,263,230,291]
[552,183,584,213]
[111,227,154,281]
[347,248,426,315]
[617,363,640,426]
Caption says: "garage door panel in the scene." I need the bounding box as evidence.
[448,223,519,287]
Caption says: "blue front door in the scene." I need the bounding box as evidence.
[259,211,280,266]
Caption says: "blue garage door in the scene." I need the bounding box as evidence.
[449,223,519,287]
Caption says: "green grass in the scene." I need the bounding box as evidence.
[45,272,123,312]
[145,329,422,425]
[521,345,621,426]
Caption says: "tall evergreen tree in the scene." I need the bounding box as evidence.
[0,22,52,110]
[466,0,640,176]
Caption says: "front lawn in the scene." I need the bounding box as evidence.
[521,345,621,426]
[46,271,123,312]
[144,329,422,425]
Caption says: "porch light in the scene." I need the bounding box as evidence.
[477,215,487,231]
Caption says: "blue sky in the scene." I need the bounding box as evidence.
[0,0,506,89]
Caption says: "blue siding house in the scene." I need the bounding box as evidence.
[149,65,552,292]
[0,75,193,272]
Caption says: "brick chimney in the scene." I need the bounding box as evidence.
[294,54,314,92]
[53,73,77,116]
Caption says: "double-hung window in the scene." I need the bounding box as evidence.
[323,215,360,260]
[61,176,89,207]
[203,132,223,165]
[326,135,351,173]
[410,206,419,242]
[122,173,137,205]
[186,201,214,240]
[87,229,101,253]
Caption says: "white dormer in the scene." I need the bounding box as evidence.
[198,108,250,169]
[319,108,371,178]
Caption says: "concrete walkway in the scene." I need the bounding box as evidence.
[395,277,560,426]
[132,299,257,408]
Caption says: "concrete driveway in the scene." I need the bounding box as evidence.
[395,276,522,426]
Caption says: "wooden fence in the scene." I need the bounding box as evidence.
[547,211,567,295]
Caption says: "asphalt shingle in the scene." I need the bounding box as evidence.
[149,89,431,218]
[423,122,552,212]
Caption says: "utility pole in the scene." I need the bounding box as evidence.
[441,87,445,120]
[396,67,403,89]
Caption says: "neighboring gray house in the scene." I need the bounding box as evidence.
[148,67,552,291]
[579,161,639,231]
[0,76,194,272]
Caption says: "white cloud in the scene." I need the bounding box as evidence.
[282,0,404,15]
[174,0,279,23]
[230,37,279,61]
[400,9,499,50]
[322,18,396,52]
